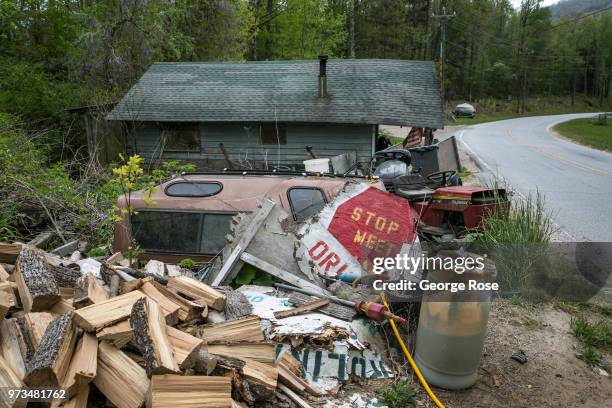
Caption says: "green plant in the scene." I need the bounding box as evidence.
[571,316,612,352]
[376,381,415,408]
[233,264,276,287]
[178,258,197,270]
[576,346,609,372]
[87,246,108,257]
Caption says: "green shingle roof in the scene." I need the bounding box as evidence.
[106,59,443,128]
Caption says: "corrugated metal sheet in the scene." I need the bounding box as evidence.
[130,122,374,166]
[107,59,443,129]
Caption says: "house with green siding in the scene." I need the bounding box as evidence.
[106,57,443,171]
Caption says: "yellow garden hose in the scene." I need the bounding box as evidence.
[381,292,446,408]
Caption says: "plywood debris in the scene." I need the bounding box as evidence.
[148,375,232,408]
[168,276,226,311]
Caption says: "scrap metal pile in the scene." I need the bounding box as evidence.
[0,181,417,408]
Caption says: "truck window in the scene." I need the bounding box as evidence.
[131,211,233,255]
[165,181,222,197]
[288,188,326,221]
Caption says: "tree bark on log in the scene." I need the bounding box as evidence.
[50,265,81,288]
[24,312,76,387]
[224,290,253,320]
[15,247,60,312]
[130,298,179,376]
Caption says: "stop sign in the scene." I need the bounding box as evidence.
[327,186,416,263]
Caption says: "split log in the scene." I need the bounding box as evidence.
[0,290,10,319]
[139,281,180,325]
[73,290,145,331]
[119,266,168,285]
[50,240,78,257]
[0,263,10,281]
[224,290,253,320]
[96,320,133,348]
[151,281,205,321]
[276,349,302,376]
[59,287,75,299]
[15,317,36,365]
[130,298,180,376]
[273,298,329,319]
[50,265,81,288]
[198,316,264,343]
[49,298,74,314]
[59,385,89,408]
[73,272,108,309]
[14,246,60,312]
[206,342,276,365]
[0,281,17,308]
[0,243,22,263]
[0,318,27,380]
[109,274,121,297]
[120,276,153,295]
[168,276,226,311]
[278,383,313,408]
[241,357,278,390]
[147,375,232,408]
[94,340,149,408]
[62,333,98,397]
[19,312,56,349]
[192,348,217,375]
[165,325,204,369]
[0,354,27,408]
[24,312,76,387]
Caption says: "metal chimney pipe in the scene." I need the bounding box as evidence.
[318,55,328,97]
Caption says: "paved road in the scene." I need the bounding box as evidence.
[457,113,612,242]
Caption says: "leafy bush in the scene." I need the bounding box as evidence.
[178,258,197,270]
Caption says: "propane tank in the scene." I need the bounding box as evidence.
[414,251,496,390]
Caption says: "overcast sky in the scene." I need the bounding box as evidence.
[510,0,558,7]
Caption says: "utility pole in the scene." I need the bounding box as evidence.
[432,6,455,114]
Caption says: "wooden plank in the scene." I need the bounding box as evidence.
[168,276,225,311]
[240,252,328,295]
[278,383,313,408]
[62,333,98,397]
[147,375,232,408]
[73,290,145,331]
[139,281,180,326]
[24,312,76,388]
[14,246,60,312]
[96,320,133,349]
[73,272,109,309]
[0,354,27,408]
[0,243,22,263]
[165,326,204,369]
[27,231,54,249]
[0,318,27,380]
[206,342,276,365]
[130,298,180,376]
[288,292,356,321]
[198,316,264,343]
[94,340,149,408]
[273,298,329,319]
[151,280,206,321]
[211,198,275,286]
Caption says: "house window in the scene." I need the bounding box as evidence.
[131,210,234,255]
[288,188,326,221]
[161,123,200,152]
[260,123,287,145]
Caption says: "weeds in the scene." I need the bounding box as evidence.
[556,301,612,317]
[570,316,612,352]
[376,381,416,408]
[576,346,609,373]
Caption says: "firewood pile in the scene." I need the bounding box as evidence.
[0,243,325,408]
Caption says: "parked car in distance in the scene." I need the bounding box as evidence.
[113,172,383,263]
[452,103,476,118]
